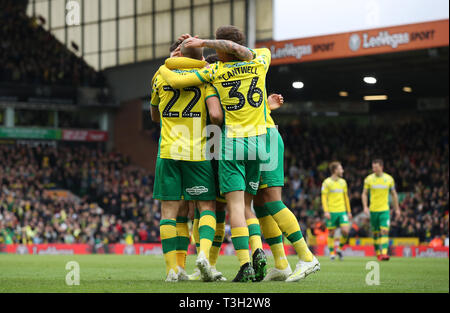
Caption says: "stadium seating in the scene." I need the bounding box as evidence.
[0,0,102,87]
[0,117,448,245]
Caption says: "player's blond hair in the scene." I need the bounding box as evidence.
[329,161,341,174]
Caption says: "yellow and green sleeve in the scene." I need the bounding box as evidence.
[321,193,329,213]
[150,74,160,107]
[159,65,205,89]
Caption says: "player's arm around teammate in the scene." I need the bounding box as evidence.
[159,26,271,282]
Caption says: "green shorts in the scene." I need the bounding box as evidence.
[211,159,226,203]
[219,135,264,196]
[153,158,216,201]
[326,212,350,229]
[370,210,390,231]
[259,127,284,189]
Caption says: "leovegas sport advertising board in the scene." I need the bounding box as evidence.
[256,19,449,66]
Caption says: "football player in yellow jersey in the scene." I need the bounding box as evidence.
[362,159,401,261]
[251,50,319,282]
[321,161,352,261]
[159,26,270,282]
[187,54,228,282]
[151,42,223,282]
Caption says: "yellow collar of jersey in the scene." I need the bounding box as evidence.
[165,57,207,70]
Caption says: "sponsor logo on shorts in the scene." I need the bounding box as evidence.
[186,186,209,195]
[249,182,260,190]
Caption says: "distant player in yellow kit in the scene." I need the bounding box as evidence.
[321,162,352,261]
[362,159,401,261]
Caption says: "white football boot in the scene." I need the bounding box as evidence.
[211,266,227,281]
[177,266,189,281]
[165,269,178,282]
[196,250,214,282]
[263,264,293,281]
[187,268,201,281]
[285,256,320,282]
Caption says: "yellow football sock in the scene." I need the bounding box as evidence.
[210,210,226,267]
[373,231,381,256]
[176,217,189,269]
[160,219,178,275]
[255,206,288,270]
[295,238,313,262]
[199,210,216,260]
[328,236,335,255]
[380,234,389,255]
[271,242,289,270]
[265,201,314,262]
[231,227,250,266]
[246,218,263,253]
[339,235,347,249]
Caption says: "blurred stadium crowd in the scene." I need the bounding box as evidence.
[0,145,160,245]
[1,118,448,246]
[0,0,102,87]
[280,117,449,246]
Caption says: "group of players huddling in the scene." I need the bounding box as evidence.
[151,25,399,283]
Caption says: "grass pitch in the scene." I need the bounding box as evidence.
[0,255,448,293]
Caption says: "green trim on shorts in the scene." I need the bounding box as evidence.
[326,212,350,230]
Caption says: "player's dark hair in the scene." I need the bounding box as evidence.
[372,159,384,167]
[215,25,246,46]
[205,54,220,64]
[180,40,203,60]
[329,161,341,174]
[170,40,182,53]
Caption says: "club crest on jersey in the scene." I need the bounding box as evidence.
[186,186,208,195]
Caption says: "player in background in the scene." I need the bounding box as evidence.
[321,161,352,261]
[159,26,270,282]
[151,42,222,282]
[362,159,401,261]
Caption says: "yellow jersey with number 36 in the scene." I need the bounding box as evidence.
[252,49,275,129]
[164,48,271,138]
[151,60,218,161]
